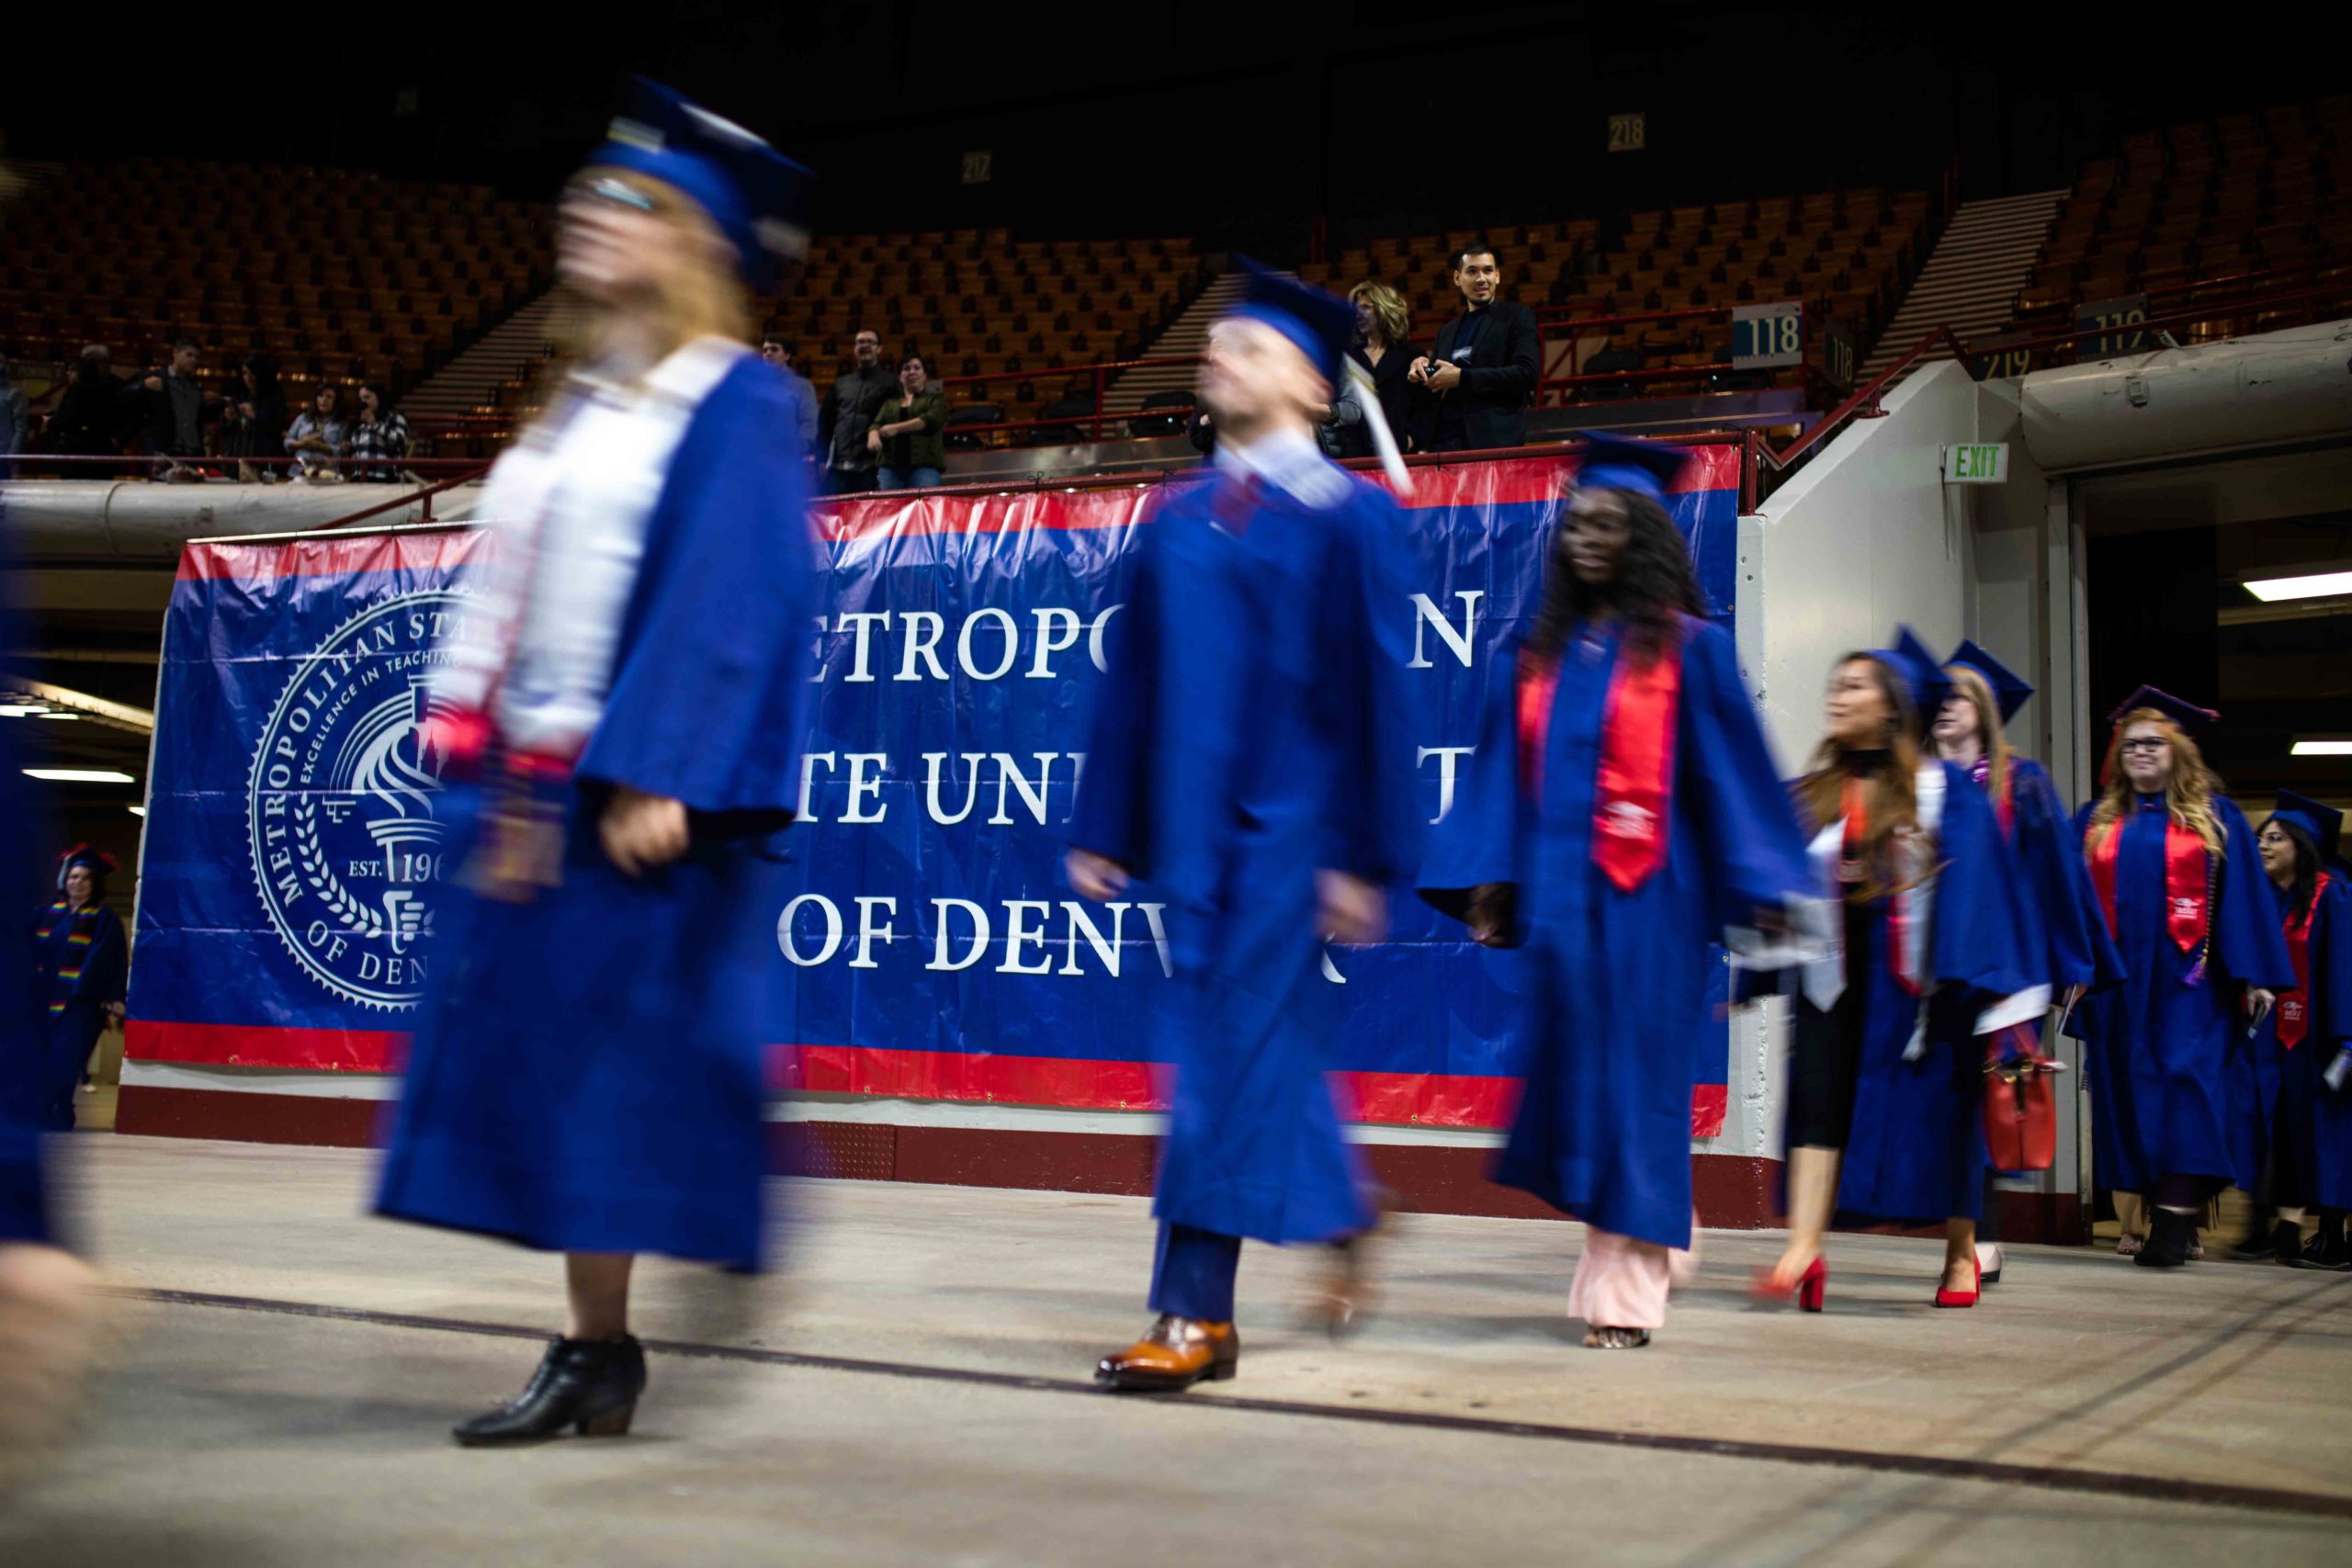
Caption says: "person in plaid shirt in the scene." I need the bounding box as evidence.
[350,381,413,482]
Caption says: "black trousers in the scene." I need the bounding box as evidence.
[1787,903,1870,1150]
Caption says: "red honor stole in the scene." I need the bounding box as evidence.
[1593,632,1683,891]
[2087,813,2210,955]
[2278,871,2333,1049]
[1515,625,1685,892]
[1992,767,2015,840]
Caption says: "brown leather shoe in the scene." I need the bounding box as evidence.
[1094,1314,1238,1392]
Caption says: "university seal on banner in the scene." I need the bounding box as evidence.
[247,589,469,1010]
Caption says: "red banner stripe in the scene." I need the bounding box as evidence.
[124,1026,1735,1135]
[177,527,490,582]
[125,1019,407,1072]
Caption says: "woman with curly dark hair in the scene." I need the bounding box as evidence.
[1419,434,1815,1348]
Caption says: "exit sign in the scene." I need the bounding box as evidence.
[1942,443,2008,484]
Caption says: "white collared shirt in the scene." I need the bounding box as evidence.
[1210,423,1352,511]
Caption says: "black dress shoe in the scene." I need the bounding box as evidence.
[453,1335,646,1447]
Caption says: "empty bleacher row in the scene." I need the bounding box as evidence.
[2008,94,2352,343]
[0,159,550,408]
[447,231,1210,438]
[763,231,1204,380]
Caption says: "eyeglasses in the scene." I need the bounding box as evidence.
[570,175,657,214]
[2118,739,2169,755]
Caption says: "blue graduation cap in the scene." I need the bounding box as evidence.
[1576,432,1691,502]
[2271,790,2344,860]
[1873,626,1952,725]
[2106,684,2219,734]
[1947,639,2034,722]
[589,78,816,286]
[1226,257,1356,386]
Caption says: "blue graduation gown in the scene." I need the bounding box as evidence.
[1995,760,2122,999]
[1418,617,1812,1249]
[377,358,820,1269]
[1828,762,2036,1224]
[1069,470,1419,1247]
[30,901,128,1133]
[2270,875,2352,1208]
[2071,795,2296,1192]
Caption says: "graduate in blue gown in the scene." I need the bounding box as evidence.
[1417,434,1815,1348]
[1932,642,2120,1282]
[2067,688,2295,1269]
[1070,263,1420,1393]
[375,81,821,1445]
[28,848,128,1133]
[1761,633,2041,1312]
[2255,794,2352,1269]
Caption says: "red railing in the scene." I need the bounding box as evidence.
[1959,278,2352,372]
[318,464,493,529]
[1530,299,1849,407]
[927,354,1200,446]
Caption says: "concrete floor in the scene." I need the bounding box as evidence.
[6,1135,2350,1566]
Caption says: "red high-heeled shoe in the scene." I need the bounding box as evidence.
[1750,1257,1829,1312]
[1934,1257,1981,1309]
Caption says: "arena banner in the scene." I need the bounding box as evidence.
[126,448,1744,1132]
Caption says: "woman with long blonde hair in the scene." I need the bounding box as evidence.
[1758,631,2041,1312]
[2069,689,2293,1269]
[376,81,821,1444]
[1339,279,1430,457]
[1933,644,2118,1283]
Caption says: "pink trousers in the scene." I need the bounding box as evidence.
[1566,1223,1701,1332]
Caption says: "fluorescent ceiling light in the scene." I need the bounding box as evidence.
[2290,739,2352,757]
[0,705,47,717]
[22,768,136,784]
[128,805,148,818]
[2244,570,2352,603]
[33,712,79,721]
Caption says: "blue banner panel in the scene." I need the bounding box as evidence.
[129,452,1745,1130]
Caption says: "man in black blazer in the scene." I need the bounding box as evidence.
[1410,243,1541,452]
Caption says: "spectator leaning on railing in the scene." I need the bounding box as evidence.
[0,351,26,470]
[1410,243,1540,452]
[868,353,948,491]
[820,328,897,493]
[284,384,350,481]
[131,338,209,476]
[220,354,288,480]
[350,381,413,483]
[760,338,820,460]
[46,345,122,457]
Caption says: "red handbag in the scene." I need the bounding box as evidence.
[1983,1025,2064,1173]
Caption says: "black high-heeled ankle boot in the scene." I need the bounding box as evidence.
[453,1335,646,1447]
[2135,1209,2194,1269]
